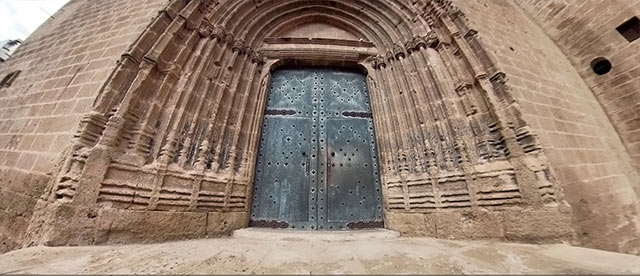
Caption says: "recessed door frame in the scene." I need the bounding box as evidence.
[246,46,388,229]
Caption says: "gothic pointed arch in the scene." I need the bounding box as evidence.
[25,0,573,246]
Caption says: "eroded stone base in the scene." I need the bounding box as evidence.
[0,169,50,253]
[385,206,575,243]
[26,202,248,247]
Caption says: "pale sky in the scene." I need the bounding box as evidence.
[0,0,70,41]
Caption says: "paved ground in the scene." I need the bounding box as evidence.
[2,229,640,274]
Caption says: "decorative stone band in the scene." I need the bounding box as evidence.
[97,163,249,212]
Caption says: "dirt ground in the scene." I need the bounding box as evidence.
[1,229,639,274]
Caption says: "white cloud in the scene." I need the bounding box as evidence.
[0,0,70,41]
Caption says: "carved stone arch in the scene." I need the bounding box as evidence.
[219,0,416,47]
[25,0,573,247]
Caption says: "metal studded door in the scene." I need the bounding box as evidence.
[251,67,383,230]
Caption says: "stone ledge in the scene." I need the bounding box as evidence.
[28,204,249,247]
[385,206,575,244]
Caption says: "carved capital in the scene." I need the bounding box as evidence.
[406,35,428,53]
[425,31,440,48]
[198,19,213,37]
[211,25,225,41]
[372,55,386,69]
[393,44,406,59]
[251,51,265,64]
[244,45,253,57]
[404,40,415,54]
[224,33,235,44]
[232,39,246,53]
[385,50,394,62]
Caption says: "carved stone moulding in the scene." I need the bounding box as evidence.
[22,0,574,248]
[96,163,249,211]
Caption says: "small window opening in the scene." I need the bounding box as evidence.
[591,57,612,75]
[616,16,640,42]
[0,70,21,88]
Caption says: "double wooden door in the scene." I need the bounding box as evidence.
[250,67,383,230]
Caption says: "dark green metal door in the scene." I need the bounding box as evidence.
[250,67,383,230]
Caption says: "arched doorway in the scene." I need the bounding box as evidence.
[250,67,383,230]
[25,0,572,248]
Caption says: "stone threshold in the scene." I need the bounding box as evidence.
[232,227,400,241]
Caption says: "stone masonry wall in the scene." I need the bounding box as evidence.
[450,0,640,254]
[515,0,640,173]
[0,0,166,253]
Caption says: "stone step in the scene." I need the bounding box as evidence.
[232,227,401,241]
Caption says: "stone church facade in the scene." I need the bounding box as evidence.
[0,0,639,255]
